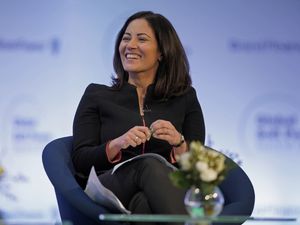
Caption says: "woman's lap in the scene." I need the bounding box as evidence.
[98,157,187,214]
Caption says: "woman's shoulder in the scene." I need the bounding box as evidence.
[187,86,197,94]
[83,83,113,95]
[85,83,110,91]
[179,86,197,98]
[179,86,199,105]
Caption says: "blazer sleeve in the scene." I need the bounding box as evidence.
[72,84,114,177]
[182,87,206,144]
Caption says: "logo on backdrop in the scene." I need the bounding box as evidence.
[0,96,52,157]
[229,39,300,53]
[238,94,300,153]
[0,37,61,55]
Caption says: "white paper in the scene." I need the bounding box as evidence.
[84,166,131,214]
[111,153,177,174]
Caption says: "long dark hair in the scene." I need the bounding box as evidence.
[112,11,191,99]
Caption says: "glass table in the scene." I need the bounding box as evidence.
[99,214,297,224]
[0,215,296,225]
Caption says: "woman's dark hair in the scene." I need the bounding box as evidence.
[112,11,191,99]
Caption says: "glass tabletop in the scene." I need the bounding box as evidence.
[99,214,297,224]
[0,219,73,225]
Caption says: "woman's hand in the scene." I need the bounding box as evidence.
[110,126,152,150]
[150,119,182,146]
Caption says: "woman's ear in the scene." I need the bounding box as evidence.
[158,54,163,62]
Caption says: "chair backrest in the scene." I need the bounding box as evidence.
[42,136,121,225]
[219,155,255,217]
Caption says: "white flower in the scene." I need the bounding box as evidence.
[180,152,191,171]
[200,168,218,182]
[195,161,208,172]
[189,142,197,151]
[215,156,225,172]
[207,149,219,157]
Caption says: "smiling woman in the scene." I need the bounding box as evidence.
[71,11,205,225]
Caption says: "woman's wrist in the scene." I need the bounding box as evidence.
[172,141,187,158]
[106,140,122,163]
[109,138,123,151]
[107,139,123,159]
[172,133,185,147]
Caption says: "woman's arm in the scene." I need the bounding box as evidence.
[72,84,113,176]
[182,87,206,144]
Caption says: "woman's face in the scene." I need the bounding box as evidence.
[119,18,161,78]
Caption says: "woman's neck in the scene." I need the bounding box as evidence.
[128,74,154,115]
[128,75,153,92]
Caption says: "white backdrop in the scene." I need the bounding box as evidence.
[0,0,299,222]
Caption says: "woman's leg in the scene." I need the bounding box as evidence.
[128,192,153,214]
[98,162,142,208]
[134,157,187,214]
[128,192,157,225]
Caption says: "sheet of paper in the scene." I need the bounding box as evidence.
[85,166,131,214]
[111,153,177,174]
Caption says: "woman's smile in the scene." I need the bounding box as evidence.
[125,53,141,59]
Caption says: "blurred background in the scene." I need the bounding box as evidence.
[0,0,299,223]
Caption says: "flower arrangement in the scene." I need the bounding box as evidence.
[170,141,236,195]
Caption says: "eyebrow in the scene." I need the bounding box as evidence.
[124,32,152,39]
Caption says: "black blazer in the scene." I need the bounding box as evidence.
[72,82,205,177]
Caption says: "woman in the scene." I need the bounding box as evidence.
[72,11,205,217]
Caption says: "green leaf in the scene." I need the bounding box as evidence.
[169,171,190,189]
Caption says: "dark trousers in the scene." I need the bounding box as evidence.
[98,157,187,224]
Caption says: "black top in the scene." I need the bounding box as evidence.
[72,82,205,177]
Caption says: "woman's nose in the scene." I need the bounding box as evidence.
[127,38,138,49]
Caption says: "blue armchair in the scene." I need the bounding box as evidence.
[42,136,254,225]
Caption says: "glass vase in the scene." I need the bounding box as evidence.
[184,185,224,218]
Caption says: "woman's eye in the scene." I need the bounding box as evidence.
[122,36,130,41]
[139,37,148,42]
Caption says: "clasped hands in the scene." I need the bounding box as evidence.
[116,119,182,149]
